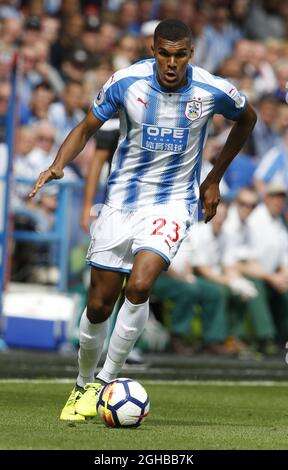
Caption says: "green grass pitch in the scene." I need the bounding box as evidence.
[0,380,287,450]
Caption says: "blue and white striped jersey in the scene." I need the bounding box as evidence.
[92,58,246,212]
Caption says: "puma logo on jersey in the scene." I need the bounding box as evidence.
[137,97,148,108]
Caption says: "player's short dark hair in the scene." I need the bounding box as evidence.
[154,19,192,44]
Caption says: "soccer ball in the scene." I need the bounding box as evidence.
[97,378,150,428]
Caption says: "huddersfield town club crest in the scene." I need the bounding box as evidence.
[185,100,202,121]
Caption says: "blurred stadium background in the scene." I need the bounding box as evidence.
[1,0,288,383]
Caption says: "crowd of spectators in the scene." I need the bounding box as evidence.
[1,0,288,357]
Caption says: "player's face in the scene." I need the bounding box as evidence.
[152,36,193,91]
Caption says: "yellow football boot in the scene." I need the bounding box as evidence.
[60,387,85,421]
[75,382,104,417]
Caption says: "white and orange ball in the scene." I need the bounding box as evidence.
[97,378,150,428]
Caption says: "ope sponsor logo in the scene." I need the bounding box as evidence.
[141,124,189,153]
[146,126,185,139]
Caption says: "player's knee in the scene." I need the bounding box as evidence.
[126,278,150,303]
[87,299,113,324]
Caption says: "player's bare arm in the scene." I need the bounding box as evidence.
[29,110,103,198]
[200,102,257,223]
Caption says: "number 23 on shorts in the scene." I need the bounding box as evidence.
[150,217,180,251]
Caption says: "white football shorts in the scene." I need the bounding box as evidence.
[86,203,197,273]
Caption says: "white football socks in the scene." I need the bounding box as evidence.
[97,297,149,383]
[77,308,108,388]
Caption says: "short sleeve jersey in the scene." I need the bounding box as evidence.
[92,58,246,212]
